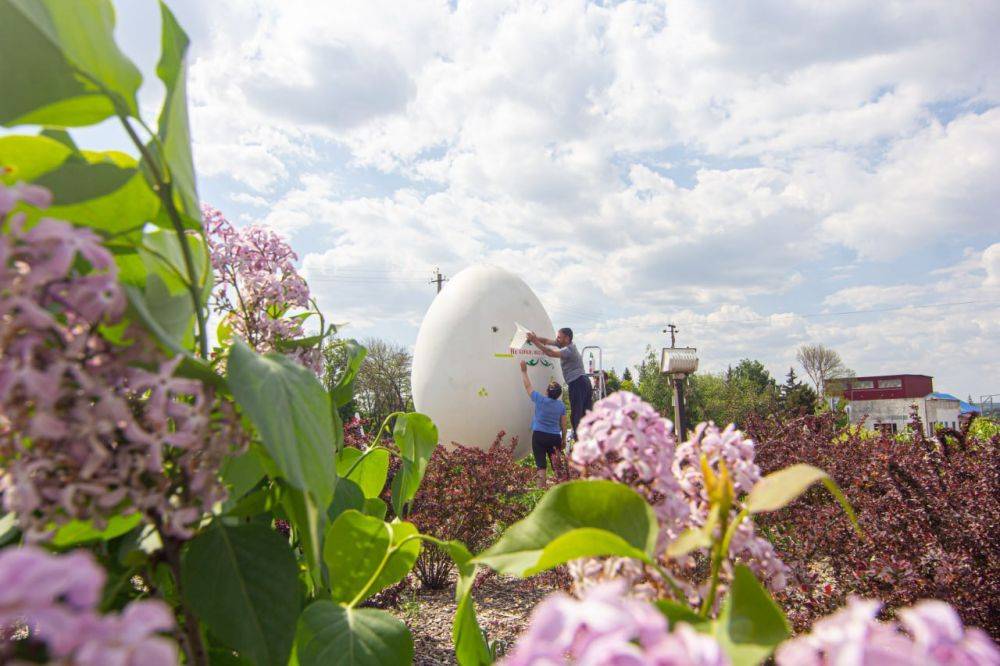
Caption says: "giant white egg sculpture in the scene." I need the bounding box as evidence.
[411,265,564,458]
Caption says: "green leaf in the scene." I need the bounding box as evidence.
[323,512,419,605]
[337,448,390,499]
[50,513,142,548]
[324,510,391,605]
[34,156,135,205]
[227,340,337,508]
[653,600,706,630]
[714,565,790,666]
[1,143,158,240]
[449,540,491,666]
[225,487,271,518]
[745,464,859,533]
[295,602,413,666]
[43,151,158,239]
[374,520,420,598]
[454,591,492,666]
[329,340,367,408]
[328,478,366,523]
[363,497,388,521]
[274,333,326,353]
[154,1,199,220]
[139,225,212,303]
[134,272,195,348]
[221,451,267,501]
[474,480,658,576]
[280,483,326,593]
[182,522,301,666]
[0,513,19,548]
[531,527,651,574]
[389,413,438,515]
[0,0,136,127]
[38,128,77,150]
[0,135,72,184]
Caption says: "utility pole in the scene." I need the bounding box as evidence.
[671,372,688,440]
[430,268,447,294]
[663,324,678,348]
[662,324,688,439]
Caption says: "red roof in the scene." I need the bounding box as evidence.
[826,374,933,401]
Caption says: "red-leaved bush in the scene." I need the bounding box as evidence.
[746,412,999,640]
[406,431,536,589]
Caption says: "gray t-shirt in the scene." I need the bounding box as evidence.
[559,343,585,383]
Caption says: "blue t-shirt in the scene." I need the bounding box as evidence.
[531,390,566,435]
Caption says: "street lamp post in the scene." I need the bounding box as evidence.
[661,346,699,440]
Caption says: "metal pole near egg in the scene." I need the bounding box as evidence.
[661,332,698,440]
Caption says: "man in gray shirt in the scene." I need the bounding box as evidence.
[527,327,593,440]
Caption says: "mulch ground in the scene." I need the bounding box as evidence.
[385,570,569,665]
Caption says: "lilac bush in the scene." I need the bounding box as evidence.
[775,597,999,666]
[203,204,322,373]
[502,582,728,666]
[2,6,997,662]
[0,546,177,664]
[569,392,788,604]
[503,584,998,666]
[0,186,245,540]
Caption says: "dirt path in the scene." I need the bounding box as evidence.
[386,572,567,665]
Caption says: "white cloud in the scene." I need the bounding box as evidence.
[164,0,1000,395]
[819,110,1000,259]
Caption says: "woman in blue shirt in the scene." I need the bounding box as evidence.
[519,360,567,488]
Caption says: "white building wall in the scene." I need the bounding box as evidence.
[848,398,925,433]
[848,396,960,434]
[925,398,960,431]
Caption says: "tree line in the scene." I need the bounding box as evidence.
[323,337,853,430]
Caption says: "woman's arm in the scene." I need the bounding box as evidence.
[519,361,533,395]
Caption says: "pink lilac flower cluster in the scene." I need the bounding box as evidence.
[568,392,788,604]
[0,546,177,665]
[503,581,728,666]
[675,422,790,592]
[1,182,244,540]
[775,597,999,666]
[202,204,321,373]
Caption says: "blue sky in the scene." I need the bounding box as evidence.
[54,1,1000,397]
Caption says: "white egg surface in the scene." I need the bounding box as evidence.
[411,265,564,458]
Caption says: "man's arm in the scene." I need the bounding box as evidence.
[519,361,533,395]
[528,332,555,346]
[527,334,563,358]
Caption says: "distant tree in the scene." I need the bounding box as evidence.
[687,359,780,427]
[321,339,360,423]
[603,369,622,394]
[727,358,780,423]
[622,367,633,382]
[687,373,728,425]
[796,344,852,396]
[730,358,777,393]
[780,367,819,417]
[636,346,673,416]
[353,337,412,427]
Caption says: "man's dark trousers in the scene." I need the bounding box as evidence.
[567,375,594,439]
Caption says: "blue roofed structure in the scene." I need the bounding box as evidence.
[926,392,981,415]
